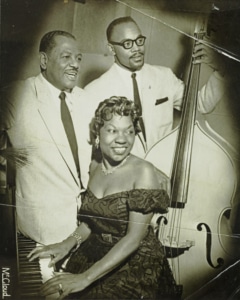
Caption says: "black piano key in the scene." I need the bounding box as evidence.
[17,234,44,299]
[20,274,42,280]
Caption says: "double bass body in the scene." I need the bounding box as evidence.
[145,121,238,298]
[145,20,239,298]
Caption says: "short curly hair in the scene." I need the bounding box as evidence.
[91,96,141,139]
[106,16,139,42]
[39,30,76,54]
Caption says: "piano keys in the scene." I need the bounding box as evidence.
[17,233,59,300]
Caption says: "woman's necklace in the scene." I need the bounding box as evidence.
[101,155,130,176]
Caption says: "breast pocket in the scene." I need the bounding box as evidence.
[155,97,168,105]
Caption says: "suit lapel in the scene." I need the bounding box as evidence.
[34,75,80,185]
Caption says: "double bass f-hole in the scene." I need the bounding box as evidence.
[197,223,224,268]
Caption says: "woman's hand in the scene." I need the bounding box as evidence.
[40,272,90,299]
[27,240,73,267]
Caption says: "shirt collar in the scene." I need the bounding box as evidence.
[40,73,61,99]
[114,63,142,77]
[113,63,143,93]
[39,73,75,110]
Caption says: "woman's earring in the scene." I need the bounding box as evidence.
[95,136,99,149]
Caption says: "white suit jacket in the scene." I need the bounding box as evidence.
[5,74,93,244]
[85,63,225,158]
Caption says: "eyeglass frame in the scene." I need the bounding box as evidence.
[109,36,146,50]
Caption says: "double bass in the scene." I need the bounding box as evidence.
[145,16,239,298]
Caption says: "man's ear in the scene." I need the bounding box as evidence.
[39,52,48,70]
[107,43,115,55]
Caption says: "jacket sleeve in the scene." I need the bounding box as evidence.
[197,71,227,114]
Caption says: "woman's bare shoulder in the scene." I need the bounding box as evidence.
[129,155,161,189]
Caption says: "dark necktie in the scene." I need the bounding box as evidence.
[59,92,81,180]
[131,73,146,142]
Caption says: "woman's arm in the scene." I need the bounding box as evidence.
[28,222,91,266]
[84,210,152,282]
[40,210,153,299]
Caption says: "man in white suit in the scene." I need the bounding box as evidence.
[2,31,93,245]
[85,17,226,158]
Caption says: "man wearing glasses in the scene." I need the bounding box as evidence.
[85,16,225,158]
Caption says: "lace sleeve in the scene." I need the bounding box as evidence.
[127,189,169,214]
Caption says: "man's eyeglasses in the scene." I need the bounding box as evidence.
[109,36,146,50]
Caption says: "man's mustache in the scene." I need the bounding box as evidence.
[130,52,144,59]
[66,67,79,72]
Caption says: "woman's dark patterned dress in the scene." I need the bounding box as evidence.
[66,189,182,299]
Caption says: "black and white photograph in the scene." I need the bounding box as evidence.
[1,1,240,299]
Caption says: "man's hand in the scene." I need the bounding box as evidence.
[192,38,225,76]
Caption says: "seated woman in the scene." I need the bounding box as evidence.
[28,96,182,299]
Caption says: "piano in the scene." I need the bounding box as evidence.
[1,204,64,300]
[16,233,58,300]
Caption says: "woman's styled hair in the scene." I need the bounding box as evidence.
[91,96,141,140]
